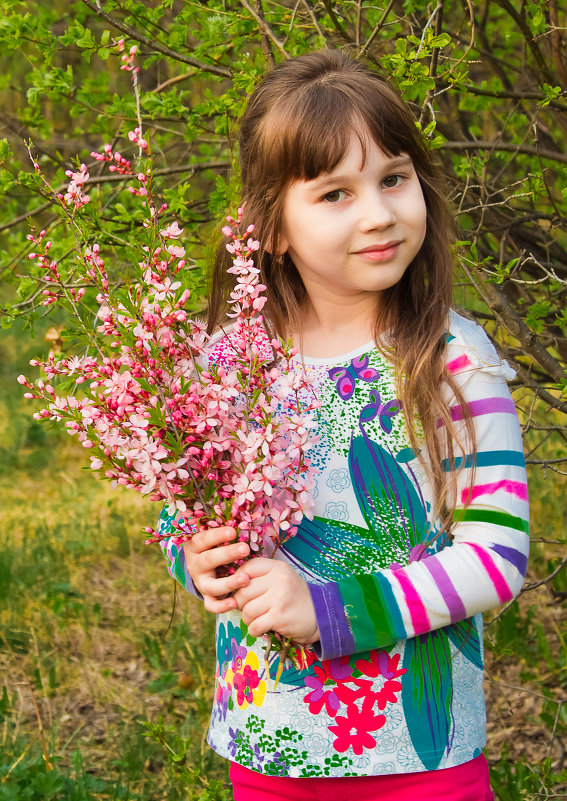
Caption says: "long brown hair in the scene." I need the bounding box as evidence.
[208,49,475,531]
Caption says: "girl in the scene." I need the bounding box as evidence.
[158,50,529,800]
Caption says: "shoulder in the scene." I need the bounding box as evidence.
[445,309,516,381]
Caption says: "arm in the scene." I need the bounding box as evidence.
[310,360,529,660]
[157,507,202,596]
[158,509,251,612]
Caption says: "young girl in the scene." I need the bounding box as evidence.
[158,50,529,800]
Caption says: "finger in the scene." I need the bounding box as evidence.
[184,526,237,554]
[233,557,274,579]
[186,540,250,572]
[246,612,274,639]
[199,570,250,599]
[203,594,238,614]
[233,578,268,608]
[239,596,271,628]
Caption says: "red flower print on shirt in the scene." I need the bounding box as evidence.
[233,664,261,707]
[355,650,406,680]
[328,700,386,755]
[303,656,356,717]
[376,678,403,710]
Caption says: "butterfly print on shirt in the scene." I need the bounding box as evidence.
[328,355,380,401]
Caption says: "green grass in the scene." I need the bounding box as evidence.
[0,321,565,799]
[0,322,230,799]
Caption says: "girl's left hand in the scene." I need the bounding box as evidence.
[232,558,320,645]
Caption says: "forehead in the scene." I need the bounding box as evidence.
[293,132,412,189]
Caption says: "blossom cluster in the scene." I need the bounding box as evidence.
[19,136,318,568]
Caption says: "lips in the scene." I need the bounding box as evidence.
[353,242,401,254]
[352,242,402,262]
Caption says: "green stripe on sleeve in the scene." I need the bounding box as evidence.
[454,508,529,534]
[337,574,398,651]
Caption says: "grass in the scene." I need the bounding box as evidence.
[0,321,565,799]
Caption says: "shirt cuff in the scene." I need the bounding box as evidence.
[178,547,203,599]
[308,582,356,661]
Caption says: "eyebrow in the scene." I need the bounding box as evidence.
[308,155,414,189]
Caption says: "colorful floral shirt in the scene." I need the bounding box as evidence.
[158,310,529,777]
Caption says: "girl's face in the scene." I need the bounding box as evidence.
[279,132,427,311]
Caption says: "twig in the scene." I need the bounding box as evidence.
[151,71,194,93]
[359,0,395,57]
[485,677,562,703]
[322,0,351,42]
[240,0,288,59]
[492,0,557,86]
[300,0,327,42]
[523,554,567,592]
[512,361,567,416]
[80,0,231,78]
[442,139,567,165]
[355,0,363,48]
[419,2,444,126]
[459,261,567,386]
[416,3,442,57]
[0,161,230,235]
[255,0,276,67]
[526,457,567,465]
[453,84,567,112]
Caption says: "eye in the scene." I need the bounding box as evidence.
[382,174,404,189]
[322,189,346,203]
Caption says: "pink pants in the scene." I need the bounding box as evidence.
[230,755,494,801]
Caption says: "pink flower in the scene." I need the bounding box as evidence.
[328,701,386,755]
[160,221,183,239]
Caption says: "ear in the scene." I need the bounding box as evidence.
[266,230,288,256]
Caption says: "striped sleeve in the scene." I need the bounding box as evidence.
[310,316,529,660]
[157,507,202,598]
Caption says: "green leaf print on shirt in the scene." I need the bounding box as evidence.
[349,427,427,556]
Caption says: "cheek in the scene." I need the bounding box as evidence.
[409,189,428,244]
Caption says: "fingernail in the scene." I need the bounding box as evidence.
[238,545,248,555]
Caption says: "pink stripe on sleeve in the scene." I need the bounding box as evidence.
[390,570,431,634]
[461,480,529,505]
[446,354,472,374]
[462,542,512,603]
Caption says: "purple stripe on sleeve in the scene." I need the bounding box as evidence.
[490,543,528,578]
[422,556,467,623]
[309,582,356,661]
[452,397,517,421]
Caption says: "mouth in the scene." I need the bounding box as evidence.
[352,242,401,261]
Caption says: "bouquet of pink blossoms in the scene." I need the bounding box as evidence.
[19,131,319,624]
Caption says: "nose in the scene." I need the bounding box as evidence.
[358,189,396,231]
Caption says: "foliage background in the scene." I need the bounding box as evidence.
[0,0,565,798]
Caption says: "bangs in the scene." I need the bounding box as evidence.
[256,78,420,186]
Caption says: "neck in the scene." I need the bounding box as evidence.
[293,294,378,358]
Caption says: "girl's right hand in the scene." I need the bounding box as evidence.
[183,526,250,614]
